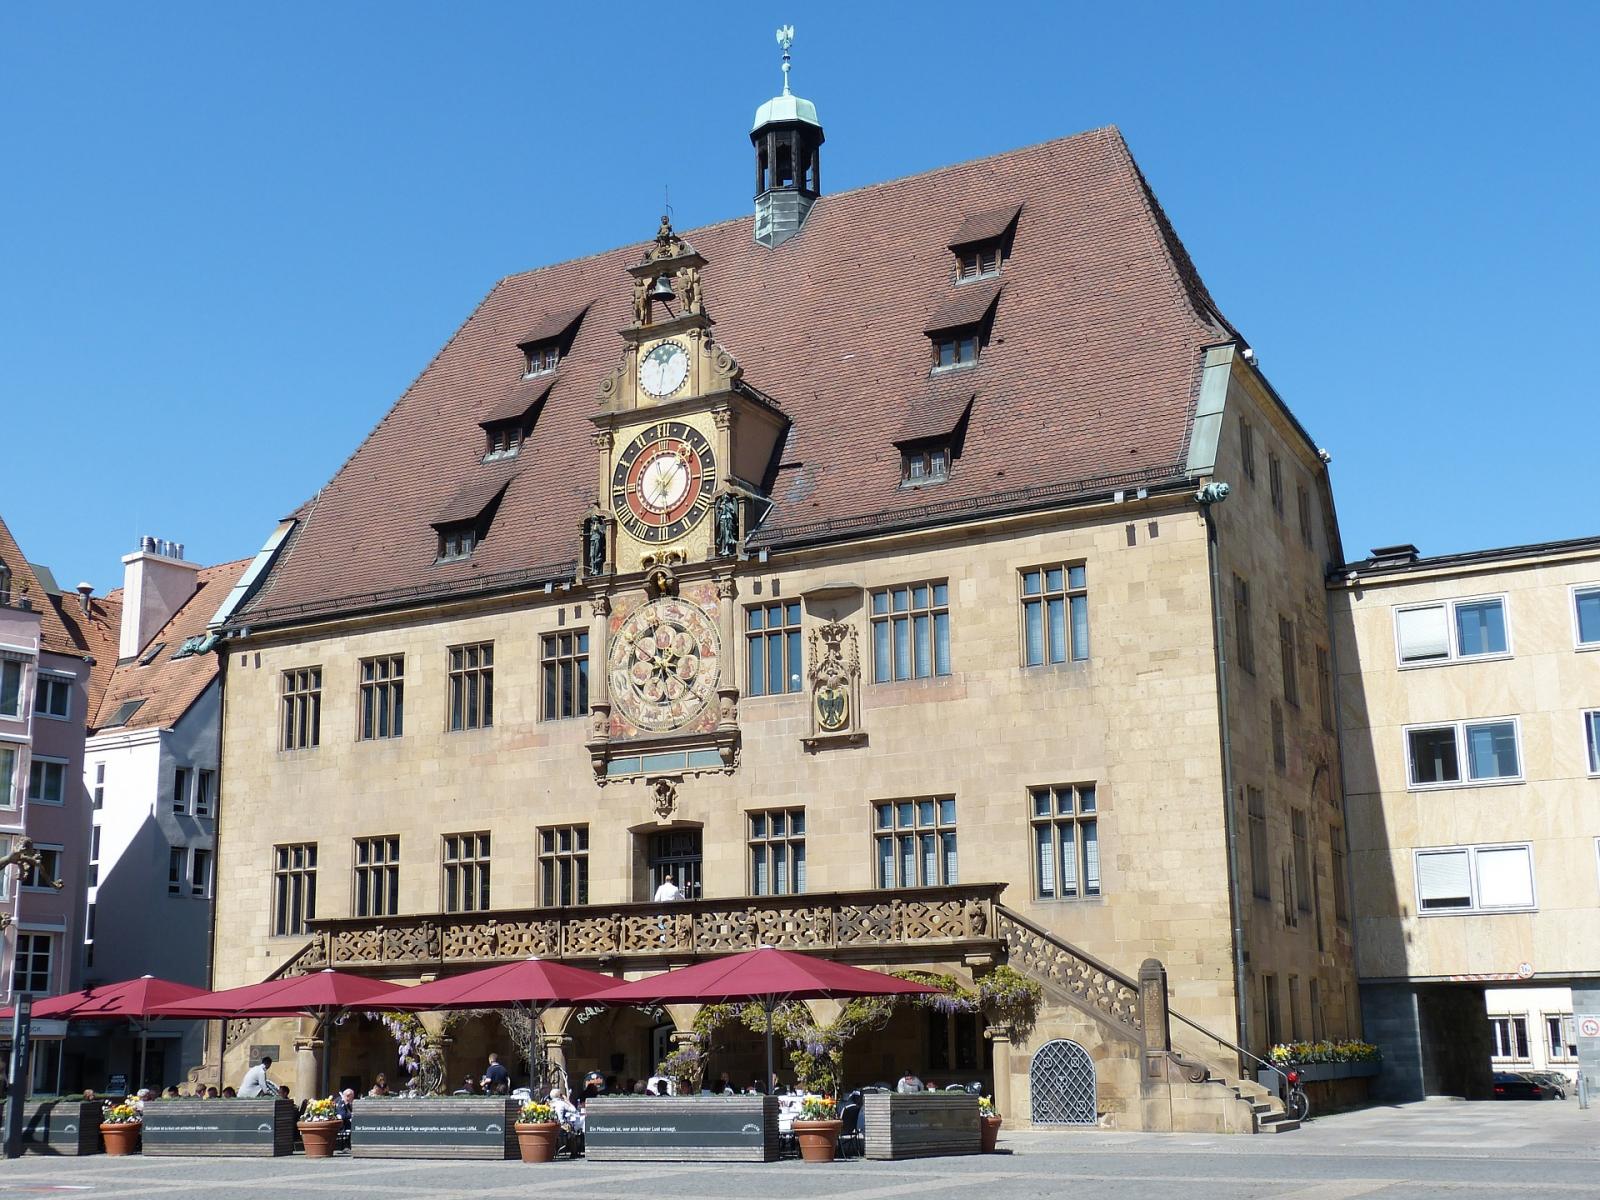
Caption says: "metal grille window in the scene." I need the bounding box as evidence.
[1233,575,1255,674]
[1279,617,1299,707]
[12,932,52,995]
[1316,646,1334,733]
[749,809,806,896]
[35,672,71,719]
[1331,826,1349,922]
[272,843,317,936]
[541,632,589,719]
[448,643,494,731]
[871,582,950,682]
[1291,809,1311,914]
[359,655,405,740]
[539,825,589,907]
[1021,565,1088,666]
[443,832,491,913]
[353,836,400,918]
[746,601,802,696]
[1030,785,1099,900]
[281,667,322,750]
[1248,787,1270,900]
[874,798,957,888]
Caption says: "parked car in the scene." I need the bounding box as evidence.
[1492,1072,1558,1100]
[1519,1072,1569,1098]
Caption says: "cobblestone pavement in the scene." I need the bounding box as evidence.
[3,1101,1596,1198]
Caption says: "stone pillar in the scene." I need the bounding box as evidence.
[714,575,739,729]
[590,595,611,710]
[986,1026,1014,1120]
[294,1035,323,1100]
[540,1033,572,1078]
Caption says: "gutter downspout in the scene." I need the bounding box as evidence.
[208,645,228,1092]
[1198,481,1251,1060]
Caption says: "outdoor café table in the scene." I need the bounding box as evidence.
[17,1099,102,1155]
[350,1096,519,1159]
[140,1098,298,1156]
[584,1094,780,1162]
[862,1091,980,1160]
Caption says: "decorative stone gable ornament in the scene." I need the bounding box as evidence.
[805,618,864,746]
[650,777,678,821]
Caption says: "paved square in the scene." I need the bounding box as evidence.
[3,1101,1596,1198]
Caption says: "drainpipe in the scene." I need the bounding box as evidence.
[207,643,228,1091]
[1197,481,1251,1061]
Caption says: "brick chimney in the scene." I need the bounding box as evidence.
[119,537,199,660]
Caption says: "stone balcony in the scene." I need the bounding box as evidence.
[299,883,1006,976]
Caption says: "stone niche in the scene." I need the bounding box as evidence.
[801,582,866,750]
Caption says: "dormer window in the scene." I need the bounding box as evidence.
[431,473,514,565]
[947,203,1020,284]
[483,420,525,462]
[901,441,952,487]
[933,332,980,372]
[895,392,971,490]
[956,242,1002,282]
[522,340,560,378]
[437,525,478,562]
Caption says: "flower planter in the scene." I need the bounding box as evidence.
[100,1122,142,1156]
[793,1118,841,1163]
[980,1115,1002,1153]
[514,1121,560,1163]
[298,1120,340,1158]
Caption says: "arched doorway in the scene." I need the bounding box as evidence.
[1029,1039,1096,1125]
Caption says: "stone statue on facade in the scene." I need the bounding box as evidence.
[632,275,652,327]
[713,492,741,558]
[675,265,703,317]
[583,510,608,576]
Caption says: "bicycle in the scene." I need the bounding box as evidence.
[1283,1069,1310,1122]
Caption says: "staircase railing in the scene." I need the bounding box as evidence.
[992,904,1144,1042]
[1169,1007,1288,1096]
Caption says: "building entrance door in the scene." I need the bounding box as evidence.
[649,829,702,898]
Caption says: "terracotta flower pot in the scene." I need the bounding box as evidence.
[515,1121,560,1163]
[100,1122,142,1156]
[298,1120,340,1158]
[980,1114,1003,1152]
[793,1118,842,1163]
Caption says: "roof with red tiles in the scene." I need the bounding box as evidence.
[92,557,251,733]
[236,126,1237,626]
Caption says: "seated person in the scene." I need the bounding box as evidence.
[453,1074,479,1095]
[221,1086,237,1098]
[896,1070,925,1094]
[368,1073,391,1097]
[579,1070,605,1106]
[549,1087,583,1134]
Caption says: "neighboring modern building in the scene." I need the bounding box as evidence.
[1330,537,1600,1102]
[1484,985,1581,1084]
[205,62,1354,1133]
[70,538,250,1092]
[0,513,119,1091]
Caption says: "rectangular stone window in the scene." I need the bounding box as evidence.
[749,809,806,896]
[12,932,52,995]
[1240,421,1256,482]
[448,643,494,731]
[1233,575,1255,674]
[746,601,802,696]
[1279,616,1299,707]
[1406,718,1521,787]
[871,581,950,683]
[359,655,405,740]
[1490,1014,1530,1060]
[541,632,589,720]
[1415,843,1534,913]
[1247,787,1269,900]
[353,835,399,918]
[1316,646,1334,733]
[443,832,491,913]
[1268,453,1284,516]
[1291,809,1311,914]
[0,659,23,718]
[272,843,318,936]
[1331,825,1349,923]
[281,667,322,751]
[874,797,957,888]
[1020,564,1088,666]
[1272,701,1287,771]
[34,671,72,719]
[1297,485,1313,548]
[28,758,66,805]
[539,825,589,907]
[1546,1013,1578,1062]
[1030,784,1099,900]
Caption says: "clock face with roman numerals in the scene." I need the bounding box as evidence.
[611,420,716,544]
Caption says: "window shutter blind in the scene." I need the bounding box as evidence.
[1474,846,1534,909]
[1415,849,1470,907]
[1396,605,1450,661]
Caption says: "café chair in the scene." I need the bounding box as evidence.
[837,1091,865,1159]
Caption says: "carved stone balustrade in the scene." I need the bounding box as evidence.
[302,884,1005,975]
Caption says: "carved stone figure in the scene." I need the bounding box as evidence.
[632,275,652,326]
[713,492,741,557]
[675,265,703,316]
[583,511,608,575]
[718,690,738,726]
[808,619,860,735]
[650,777,677,820]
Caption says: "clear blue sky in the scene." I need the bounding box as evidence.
[3,2,1595,592]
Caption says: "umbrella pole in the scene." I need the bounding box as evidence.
[138,1021,149,1091]
[765,998,775,1097]
[320,1008,332,1098]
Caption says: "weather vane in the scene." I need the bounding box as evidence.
[776,25,795,95]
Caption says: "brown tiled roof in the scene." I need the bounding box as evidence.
[479,374,556,426]
[0,513,73,653]
[517,304,590,347]
[896,381,974,444]
[922,280,1004,335]
[431,465,519,527]
[236,126,1233,625]
[947,203,1022,248]
[92,557,251,733]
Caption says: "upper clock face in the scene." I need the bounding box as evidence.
[639,340,690,398]
[611,420,716,544]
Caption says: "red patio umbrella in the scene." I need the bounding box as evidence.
[362,957,621,1088]
[1,975,209,1091]
[154,969,408,1096]
[592,946,939,1095]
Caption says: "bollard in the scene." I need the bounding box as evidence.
[1578,1072,1589,1110]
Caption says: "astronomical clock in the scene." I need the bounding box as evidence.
[582,217,788,783]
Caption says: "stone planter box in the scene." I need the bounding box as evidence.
[584,1095,779,1162]
[18,1101,102,1155]
[141,1099,297,1156]
[1258,1061,1379,1086]
[862,1092,980,1160]
[351,1097,518,1160]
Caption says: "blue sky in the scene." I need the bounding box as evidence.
[2,2,1595,591]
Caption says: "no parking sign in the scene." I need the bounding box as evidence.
[1578,1015,1600,1040]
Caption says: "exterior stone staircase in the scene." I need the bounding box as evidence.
[993,905,1298,1134]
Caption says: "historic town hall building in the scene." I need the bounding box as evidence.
[207,51,1354,1131]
